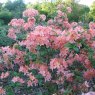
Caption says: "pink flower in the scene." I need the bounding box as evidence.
[50,58,60,70]
[23,8,39,17]
[7,28,16,40]
[12,76,24,84]
[27,74,38,86]
[9,19,25,27]
[71,22,78,27]
[27,80,33,87]
[84,81,89,88]
[39,64,51,81]
[24,26,53,51]
[23,23,30,30]
[23,17,35,31]
[62,21,71,29]
[83,92,95,95]
[1,46,15,56]
[40,14,46,21]
[12,77,19,83]
[59,47,69,58]
[84,59,92,69]
[57,10,65,17]
[65,72,74,82]
[0,72,9,79]
[28,17,35,24]
[19,65,28,74]
[0,87,5,95]
[28,74,36,81]
[91,41,95,48]
[47,19,53,25]
[50,58,67,71]
[67,7,72,13]
[18,78,25,84]
[83,69,95,80]
[13,50,25,65]
[89,22,95,29]
[44,71,51,82]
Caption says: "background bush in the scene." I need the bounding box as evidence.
[0,10,13,25]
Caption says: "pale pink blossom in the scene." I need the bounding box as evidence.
[9,19,25,27]
[89,22,95,29]
[23,8,39,17]
[1,46,15,56]
[40,14,46,21]
[12,77,19,83]
[50,58,67,71]
[47,19,53,25]
[7,28,16,40]
[57,10,65,17]
[12,76,24,84]
[27,74,38,86]
[0,87,5,95]
[83,92,95,95]
[19,65,28,74]
[0,72,9,79]
[27,80,33,87]
[67,7,72,13]
[84,81,89,88]
[39,65,51,81]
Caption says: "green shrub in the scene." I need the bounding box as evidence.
[0,10,13,24]
[0,25,16,46]
[0,35,16,46]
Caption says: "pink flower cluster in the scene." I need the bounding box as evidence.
[0,72,9,79]
[1,46,25,66]
[21,26,53,53]
[23,8,39,17]
[1,7,95,94]
[7,8,47,40]
[7,28,16,40]
[39,64,51,81]
[50,58,67,71]
[12,76,24,84]
[89,22,95,29]
[8,19,25,27]
[23,17,36,30]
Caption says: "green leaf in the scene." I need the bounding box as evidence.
[5,86,14,95]
[64,89,72,95]
[73,46,79,53]
[37,91,43,95]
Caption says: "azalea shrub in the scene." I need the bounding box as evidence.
[0,5,95,95]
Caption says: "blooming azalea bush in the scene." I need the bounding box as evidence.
[0,6,95,95]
